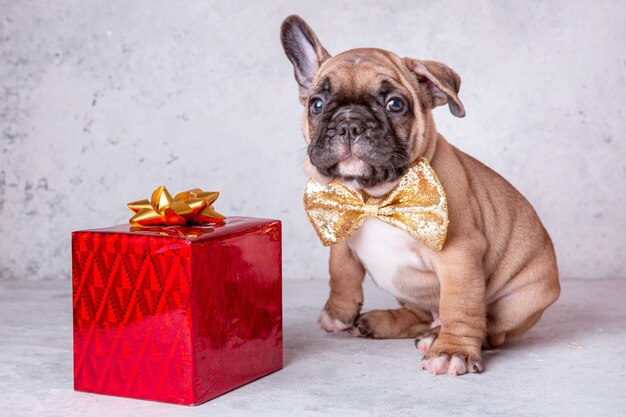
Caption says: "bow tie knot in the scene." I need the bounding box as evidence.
[303,158,449,251]
[363,201,380,217]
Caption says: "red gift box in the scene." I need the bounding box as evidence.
[71,217,282,405]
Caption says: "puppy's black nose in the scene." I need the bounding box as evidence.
[337,119,365,144]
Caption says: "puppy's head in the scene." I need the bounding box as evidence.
[280,15,465,196]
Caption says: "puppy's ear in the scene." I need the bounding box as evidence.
[404,59,465,118]
[280,15,331,104]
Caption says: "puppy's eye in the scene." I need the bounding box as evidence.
[310,98,324,114]
[385,98,405,112]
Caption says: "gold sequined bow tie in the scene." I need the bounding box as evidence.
[303,157,449,251]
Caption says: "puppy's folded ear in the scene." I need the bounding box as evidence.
[280,15,331,104]
[403,59,465,118]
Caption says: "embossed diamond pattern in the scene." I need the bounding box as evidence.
[72,232,194,403]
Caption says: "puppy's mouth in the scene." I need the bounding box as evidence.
[320,155,408,189]
[337,155,369,177]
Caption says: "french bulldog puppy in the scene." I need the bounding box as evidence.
[280,15,560,375]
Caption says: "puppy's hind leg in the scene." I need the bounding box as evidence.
[350,302,434,339]
[486,250,560,347]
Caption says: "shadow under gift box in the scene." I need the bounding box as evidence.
[71,217,282,406]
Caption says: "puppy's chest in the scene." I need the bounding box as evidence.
[347,218,437,303]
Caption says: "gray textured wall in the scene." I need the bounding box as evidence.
[1,0,625,281]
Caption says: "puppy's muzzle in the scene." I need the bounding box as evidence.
[310,103,408,185]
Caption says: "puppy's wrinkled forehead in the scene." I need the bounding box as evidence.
[312,48,411,99]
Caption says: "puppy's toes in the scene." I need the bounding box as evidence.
[430,354,451,375]
[414,328,439,354]
[347,325,361,336]
[467,356,484,373]
[317,309,352,333]
[420,352,483,376]
[448,355,467,376]
[349,315,374,338]
[421,353,454,376]
[415,336,435,355]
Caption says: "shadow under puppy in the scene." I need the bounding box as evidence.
[280,15,560,376]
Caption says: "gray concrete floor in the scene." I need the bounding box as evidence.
[1,278,625,417]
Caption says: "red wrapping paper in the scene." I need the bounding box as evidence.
[72,217,282,405]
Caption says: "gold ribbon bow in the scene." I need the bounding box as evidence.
[303,157,448,251]
[128,185,225,226]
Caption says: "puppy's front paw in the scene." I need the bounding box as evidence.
[318,298,360,333]
[420,350,483,376]
[317,309,353,333]
[419,335,483,376]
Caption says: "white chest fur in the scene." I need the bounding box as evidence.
[347,218,434,303]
